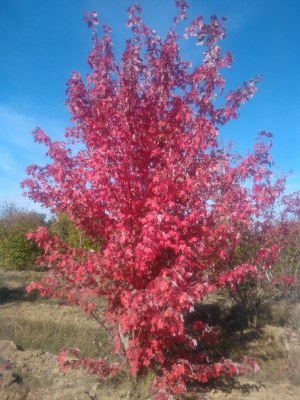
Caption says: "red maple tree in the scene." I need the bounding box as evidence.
[22,1,299,398]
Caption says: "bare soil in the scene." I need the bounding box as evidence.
[0,270,300,399]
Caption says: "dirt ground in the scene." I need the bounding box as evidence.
[0,270,300,399]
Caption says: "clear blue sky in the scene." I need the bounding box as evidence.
[0,0,299,214]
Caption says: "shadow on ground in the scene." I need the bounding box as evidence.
[0,285,38,304]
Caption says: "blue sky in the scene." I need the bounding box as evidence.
[0,0,299,214]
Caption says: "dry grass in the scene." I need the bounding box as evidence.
[0,303,111,358]
[0,269,112,359]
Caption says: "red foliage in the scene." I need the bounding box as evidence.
[22,1,299,398]
[57,348,118,379]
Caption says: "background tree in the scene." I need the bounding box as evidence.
[220,188,300,325]
[49,212,99,250]
[22,1,300,398]
[0,202,46,270]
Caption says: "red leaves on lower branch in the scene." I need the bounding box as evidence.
[58,348,119,379]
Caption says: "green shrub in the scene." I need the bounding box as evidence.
[0,202,46,270]
[49,212,100,250]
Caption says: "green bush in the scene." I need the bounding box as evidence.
[0,202,46,270]
[49,212,100,251]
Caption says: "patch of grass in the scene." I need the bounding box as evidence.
[0,270,44,304]
[0,313,111,358]
[0,269,43,286]
[11,371,24,385]
[269,300,295,327]
[12,365,52,392]
[0,270,113,360]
